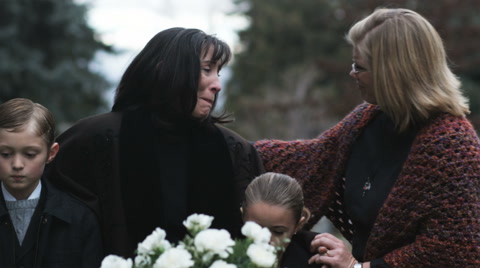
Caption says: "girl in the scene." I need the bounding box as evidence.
[242,172,322,268]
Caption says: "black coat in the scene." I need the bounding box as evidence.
[281,231,323,268]
[45,111,265,257]
[0,179,103,268]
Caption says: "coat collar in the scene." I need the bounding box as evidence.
[0,189,8,219]
[41,179,75,224]
[0,178,75,224]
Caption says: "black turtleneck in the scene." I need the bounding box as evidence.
[344,111,418,264]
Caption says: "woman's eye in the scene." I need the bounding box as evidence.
[0,152,10,158]
[354,63,367,71]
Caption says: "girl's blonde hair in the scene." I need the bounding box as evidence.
[243,172,311,226]
[347,8,469,131]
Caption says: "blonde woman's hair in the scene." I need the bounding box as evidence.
[0,98,56,148]
[346,8,469,131]
[243,172,311,226]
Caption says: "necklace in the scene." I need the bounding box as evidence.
[361,138,382,198]
[359,113,389,198]
[362,177,372,197]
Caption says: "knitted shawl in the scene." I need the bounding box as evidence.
[254,103,480,267]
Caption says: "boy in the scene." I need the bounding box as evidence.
[0,98,102,267]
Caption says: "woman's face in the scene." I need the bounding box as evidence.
[350,49,376,104]
[192,46,222,119]
[243,202,301,248]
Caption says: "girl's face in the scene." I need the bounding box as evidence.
[350,49,376,104]
[0,122,58,200]
[243,202,302,248]
[192,46,222,119]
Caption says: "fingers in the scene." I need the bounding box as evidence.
[309,233,353,267]
[308,254,321,265]
[310,233,343,252]
[308,246,331,265]
[326,249,332,257]
[308,252,333,266]
[318,246,328,255]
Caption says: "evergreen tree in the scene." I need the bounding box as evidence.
[0,0,113,129]
[227,0,480,139]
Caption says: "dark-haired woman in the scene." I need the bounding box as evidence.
[45,27,265,258]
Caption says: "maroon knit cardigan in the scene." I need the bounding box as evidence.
[255,103,480,267]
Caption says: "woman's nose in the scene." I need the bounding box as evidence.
[211,76,221,93]
[349,70,357,79]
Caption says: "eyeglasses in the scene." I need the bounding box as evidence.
[351,63,368,74]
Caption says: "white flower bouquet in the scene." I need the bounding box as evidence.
[100,214,280,268]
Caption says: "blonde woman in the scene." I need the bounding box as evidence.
[255,8,480,267]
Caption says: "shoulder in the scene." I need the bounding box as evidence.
[215,124,255,149]
[70,112,121,129]
[43,181,97,222]
[418,114,480,150]
[341,102,378,122]
[58,112,122,140]
[408,114,480,188]
[216,124,249,141]
[214,124,265,175]
[55,112,122,153]
[323,103,379,136]
[430,113,477,134]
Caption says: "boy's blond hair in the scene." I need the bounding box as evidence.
[0,98,56,148]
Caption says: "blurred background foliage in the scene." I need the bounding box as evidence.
[226,0,480,140]
[0,0,113,131]
[0,0,479,138]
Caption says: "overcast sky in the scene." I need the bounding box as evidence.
[77,0,248,105]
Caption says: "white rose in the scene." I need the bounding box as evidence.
[100,255,133,268]
[194,229,235,258]
[137,228,171,255]
[134,254,151,268]
[209,260,237,268]
[153,247,194,268]
[246,243,277,268]
[241,221,271,244]
[259,242,276,253]
[183,213,214,232]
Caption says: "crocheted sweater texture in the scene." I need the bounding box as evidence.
[254,103,480,267]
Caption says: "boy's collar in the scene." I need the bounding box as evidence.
[1,181,42,201]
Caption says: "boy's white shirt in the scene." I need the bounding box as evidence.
[1,181,42,201]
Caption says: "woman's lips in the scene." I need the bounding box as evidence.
[200,97,213,105]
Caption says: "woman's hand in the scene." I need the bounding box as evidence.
[308,233,357,268]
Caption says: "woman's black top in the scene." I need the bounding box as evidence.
[344,111,418,266]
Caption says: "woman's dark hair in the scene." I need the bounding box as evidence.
[112,27,232,125]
